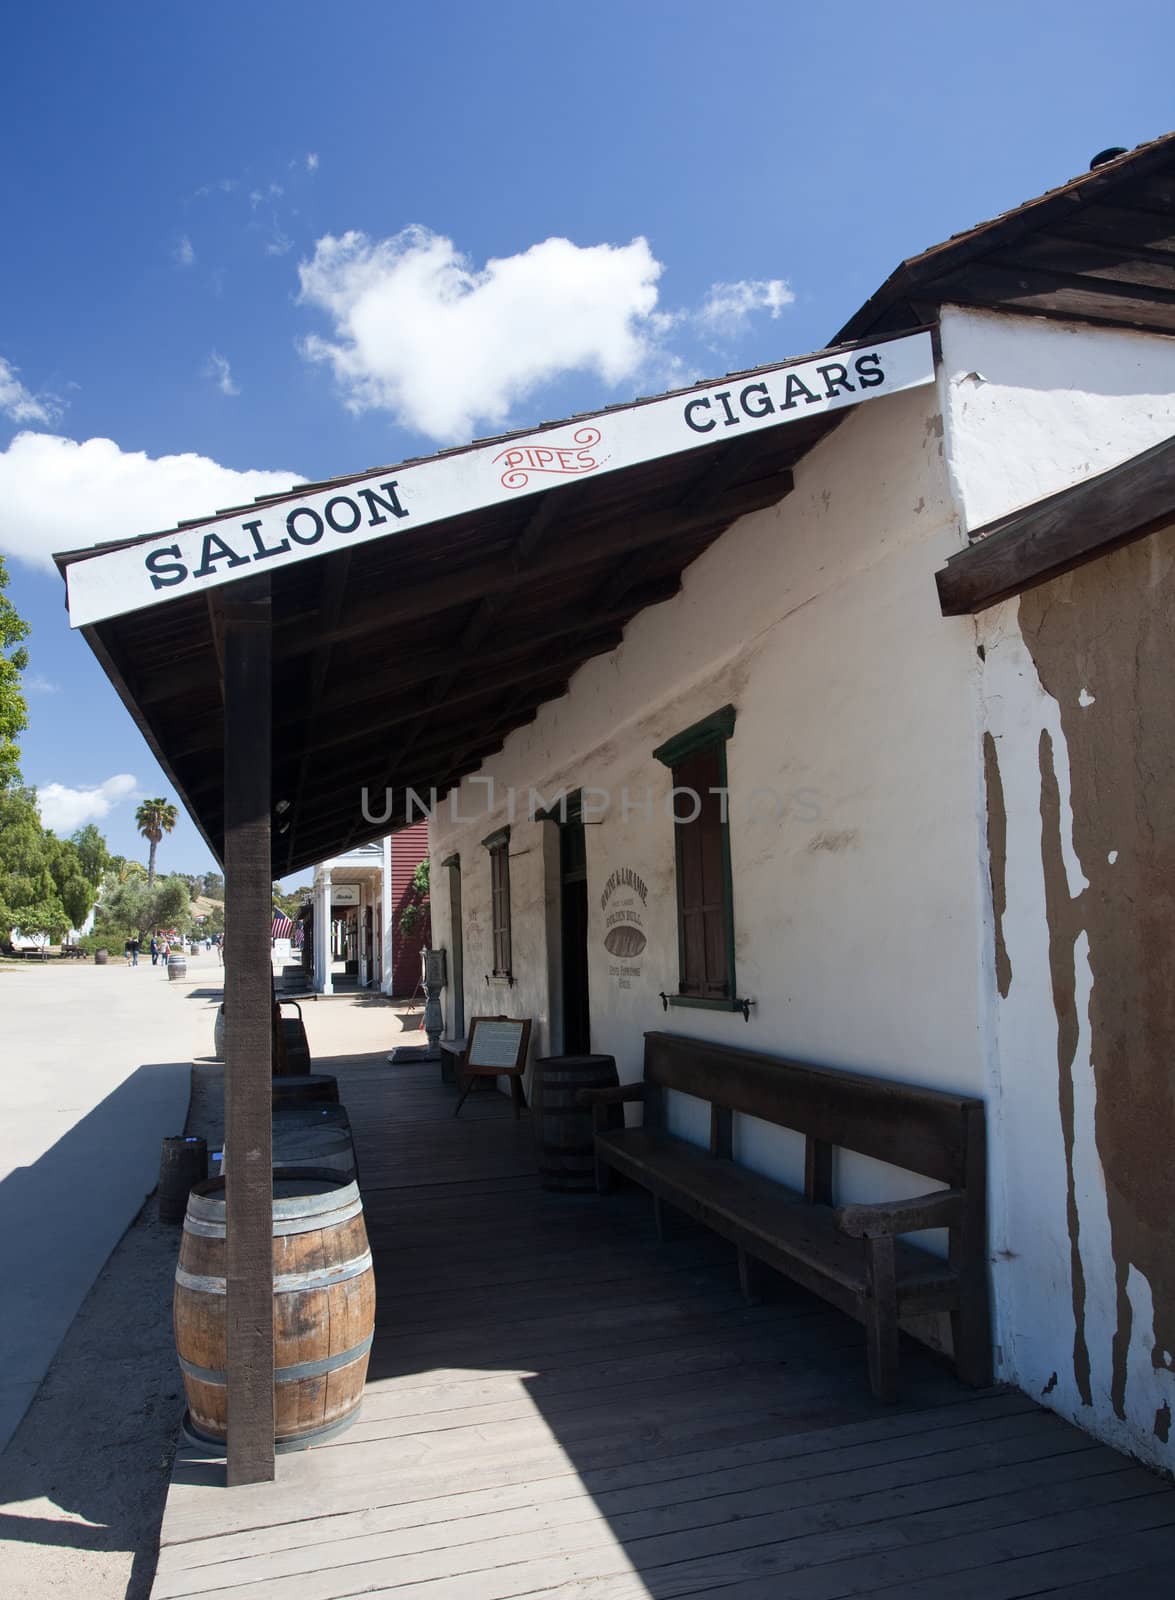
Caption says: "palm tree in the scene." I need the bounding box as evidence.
[135,797,178,885]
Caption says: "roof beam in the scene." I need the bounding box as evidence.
[936,432,1175,615]
[133,466,790,706]
[276,466,793,656]
[295,575,679,726]
[173,629,623,765]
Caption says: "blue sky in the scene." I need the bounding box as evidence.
[1,0,1170,875]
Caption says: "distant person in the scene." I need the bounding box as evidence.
[150,933,159,966]
[216,933,224,965]
[128,935,140,967]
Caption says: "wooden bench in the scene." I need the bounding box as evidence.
[581,1031,991,1402]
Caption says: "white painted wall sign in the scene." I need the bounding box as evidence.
[330,883,360,906]
[62,329,935,628]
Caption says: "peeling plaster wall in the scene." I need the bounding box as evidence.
[942,307,1175,1472]
[430,380,988,1229]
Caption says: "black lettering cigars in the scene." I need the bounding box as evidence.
[682,352,886,434]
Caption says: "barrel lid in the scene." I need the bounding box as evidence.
[534,1054,617,1066]
[272,1103,350,1128]
[187,1167,359,1222]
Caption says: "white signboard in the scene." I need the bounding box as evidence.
[466,1019,527,1071]
[330,884,360,906]
[64,330,935,629]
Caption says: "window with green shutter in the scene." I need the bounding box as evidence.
[653,706,739,1012]
[483,827,512,979]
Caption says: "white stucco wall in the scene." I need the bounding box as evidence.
[940,306,1175,1472]
[939,305,1175,532]
[429,308,1175,1472]
[430,378,988,1220]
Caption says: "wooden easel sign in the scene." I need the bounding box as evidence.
[454,1015,533,1119]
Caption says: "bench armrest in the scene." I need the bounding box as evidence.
[576,1083,646,1108]
[834,1189,965,1239]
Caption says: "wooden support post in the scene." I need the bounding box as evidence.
[222,579,275,1485]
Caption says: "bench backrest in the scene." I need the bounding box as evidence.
[643,1031,983,1191]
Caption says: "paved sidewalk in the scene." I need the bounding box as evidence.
[0,958,202,1450]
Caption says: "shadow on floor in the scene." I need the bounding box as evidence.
[149,1046,1175,1600]
[0,1062,192,1599]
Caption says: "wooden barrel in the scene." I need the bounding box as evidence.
[272,1073,338,1108]
[158,1136,208,1224]
[167,953,188,981]
[280,1013,312,1075]
[174,1169,375,1448]
[533,1054,620,1191]
[94,948,108,966]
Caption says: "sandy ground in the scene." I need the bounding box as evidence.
[0,980,403,1600]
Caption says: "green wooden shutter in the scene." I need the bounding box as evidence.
[672,746,731,999]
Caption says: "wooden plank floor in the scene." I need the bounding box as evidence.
[151,1045,1175,1600]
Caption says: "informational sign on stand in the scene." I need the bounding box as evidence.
[466,1018,530,1072]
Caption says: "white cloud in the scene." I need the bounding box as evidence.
[24,673,60,694]
[265,229,294,257]
[297,227,665,442]
[205,350,239,396]
[306,152,319,173]
[0,433,302,571]
[37,774,138,833]
[0,356,60,425]
[696,279,795,338]
[174,234,195,268]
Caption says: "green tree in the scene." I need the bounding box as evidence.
[108,854,148,883]
[0,555,30,789]
[15,894,69,943]
[398,857,431,938]
[46,835,97,932]
[272,882,311,921]
[96,871,191,943]
[0,786,57,942]
[134,797,179,885]
[71,823,110,886]
[202,871,224,898]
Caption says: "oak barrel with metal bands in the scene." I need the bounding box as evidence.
[533,1054,621,1191]
[173,1169,375,1448]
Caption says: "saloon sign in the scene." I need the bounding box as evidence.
[63,329,935,628]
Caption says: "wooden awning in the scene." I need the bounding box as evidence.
[936,431,1175,615]
[55,329,934,876]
